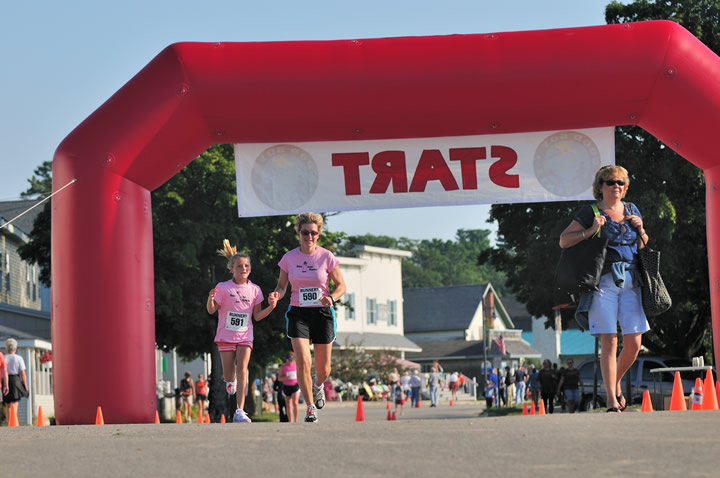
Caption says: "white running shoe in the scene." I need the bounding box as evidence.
[226,379,237,396]
[233,409,252,423]
[304,404,318,422]
[312,376,326,409]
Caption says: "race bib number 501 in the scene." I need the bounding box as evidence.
[226,311,249,332]
[299,287,322,306]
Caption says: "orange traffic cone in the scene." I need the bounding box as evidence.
[538,399,546,415]
[702,369,718,410]
[205,412,210,423]
[95,406,105,425]
[416,399,421,409]
[176,410,183,424]
[386,401,391,410]
[641,389,654,412]
[522,402,528,415]
[8,403,19,427]
[355,396,365,422]
[36,406,47,426]
[692,378,704,410]
[198,411,204,424]
[154,410,160,424]
[220,413,226,423]
[391,411,397,421]
[449,399,454,407]
[529,402,536,415]
[669,371,687,411]
[387,409,392,420]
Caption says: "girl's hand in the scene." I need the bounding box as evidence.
[268,293,278,308]
[208,288,217,301]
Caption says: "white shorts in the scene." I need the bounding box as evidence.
[588,271,650,336]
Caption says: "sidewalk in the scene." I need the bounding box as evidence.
[2,400,719,477]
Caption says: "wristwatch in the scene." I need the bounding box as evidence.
[329,295,336,306]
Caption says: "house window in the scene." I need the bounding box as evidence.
[366,297,377,325]
[32,266,37,301]
[26,264,31,299]
[345,292,355,320]
[388,300,397,326]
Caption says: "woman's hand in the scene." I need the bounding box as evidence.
[592,214,606,234]
[625,214,643,231]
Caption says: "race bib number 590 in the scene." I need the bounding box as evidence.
[299,287,322,306]
[226,311,249,332]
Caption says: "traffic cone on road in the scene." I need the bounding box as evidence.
[176,410,183,424]
[449,399,454,407]
[641,390,654,412]
[154,410,161,424]
[522,402,528,415]
[692,378,704,410]
[36,406,47,426]
[529,402,536,415]
[355,396,365,422]
[220,413,226,423]
[391,411,397,421]
[386,401,391,410]
[387,409,392,421]
[95,406,105,425]
[8,403,19,427]
[416,400,421,409]
[205,412,210,423]
[702,369,718,410]
[538,399,546,415]
[669,371,687,411]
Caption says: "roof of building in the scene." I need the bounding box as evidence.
[0,199,43,235]
[403,283,489,333]
[501,295,533,331]
[334,332,422,352]
[405,337,540,361]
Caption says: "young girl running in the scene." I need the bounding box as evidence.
[207,240,277,423]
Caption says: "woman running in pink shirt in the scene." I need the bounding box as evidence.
[269,212,346,423]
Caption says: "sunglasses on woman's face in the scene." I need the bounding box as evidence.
[300,230,319,236]
[602,179,625,187]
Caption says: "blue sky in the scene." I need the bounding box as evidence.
[0,0,614,241]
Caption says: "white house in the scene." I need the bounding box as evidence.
[335,245,421,357]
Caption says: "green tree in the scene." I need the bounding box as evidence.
[484,0,714,361]
[18,161,53,286]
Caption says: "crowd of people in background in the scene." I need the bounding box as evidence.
[485,359,584,414]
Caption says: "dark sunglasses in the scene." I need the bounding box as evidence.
[602,179,625,187]
[300,230,319,236]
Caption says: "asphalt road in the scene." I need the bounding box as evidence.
[2,400,719,477]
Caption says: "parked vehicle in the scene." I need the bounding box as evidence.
[575,356,710,411]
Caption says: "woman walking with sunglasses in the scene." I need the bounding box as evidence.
[270,212,346,422]
[559,165,649,413]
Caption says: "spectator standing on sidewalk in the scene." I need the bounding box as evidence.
[514,365,527,405]
[504,366,515,407]
[538,360,557,414]
[528,365,540,409]
[488,368,499,407]
[448,371,459,403]
[409,370,422,407]
[428,362,443,407]
[557,359,584,413]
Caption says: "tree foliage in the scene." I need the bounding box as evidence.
[484,0,715,361]
[18,161,52,287]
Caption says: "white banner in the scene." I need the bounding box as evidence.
[234,127,614,217]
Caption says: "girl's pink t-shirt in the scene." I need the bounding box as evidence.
[279,361,298,386]
[212,279,263,344]
[278,246,339,307]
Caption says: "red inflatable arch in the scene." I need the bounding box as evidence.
[52,20,720,424]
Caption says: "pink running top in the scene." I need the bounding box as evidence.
[278,246,339,307]
[212,279,263,344]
